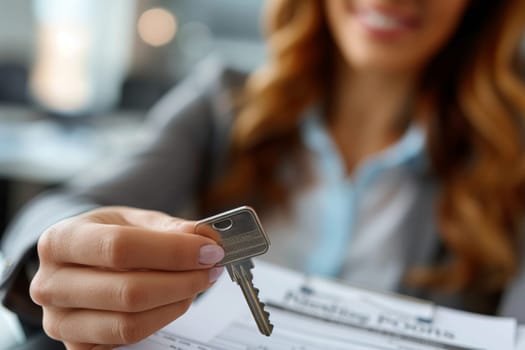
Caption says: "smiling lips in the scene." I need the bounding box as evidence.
[355,6,420,39]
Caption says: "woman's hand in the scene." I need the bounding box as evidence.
[29,206,225,350]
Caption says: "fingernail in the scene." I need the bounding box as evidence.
[199,245,225,265]
[209,266,225,283]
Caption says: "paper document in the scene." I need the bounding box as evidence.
[120,261,518,350]
[517,326,525,350]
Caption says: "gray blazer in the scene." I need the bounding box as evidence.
[2,56,525,325]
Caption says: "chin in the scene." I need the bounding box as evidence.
[341,47,422,74]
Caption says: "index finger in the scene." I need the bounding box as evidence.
[39,221,225,271]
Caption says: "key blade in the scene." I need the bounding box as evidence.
[237,274,274,336]
[234,262,273,336]
[226,259,254,282]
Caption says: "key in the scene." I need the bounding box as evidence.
[196,206,274,336]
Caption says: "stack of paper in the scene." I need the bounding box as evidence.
[121,261,523,350]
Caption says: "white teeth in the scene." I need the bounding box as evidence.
[361,10,401,30]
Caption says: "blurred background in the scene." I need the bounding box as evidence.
[0,0,264,239]
[0,1,524,348]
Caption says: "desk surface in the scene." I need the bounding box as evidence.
[0,105,147,184]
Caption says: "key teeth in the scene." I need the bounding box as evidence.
[259,321,274,336]
[259,301,269,312]
[232,262,273,336]
[258,300,273,335]
[265,323,274,336]
[261,305,271,320]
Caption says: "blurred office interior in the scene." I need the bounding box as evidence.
[0,1,263,345]
[0,0,264,238]
[0,1,525,348]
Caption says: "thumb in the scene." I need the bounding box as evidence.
[108,206,197,234]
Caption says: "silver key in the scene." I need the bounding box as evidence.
[196,206,273,336]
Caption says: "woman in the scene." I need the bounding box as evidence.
[2,0,525,348]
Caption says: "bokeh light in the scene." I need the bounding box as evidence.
[137,7,177,47]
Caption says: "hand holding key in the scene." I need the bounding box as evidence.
[30,206,225,350]
[196,206,274,336]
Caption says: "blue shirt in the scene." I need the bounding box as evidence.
[261,114,428,290]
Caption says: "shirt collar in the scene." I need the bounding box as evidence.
[300,111,428,182]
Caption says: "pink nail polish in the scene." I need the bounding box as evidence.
[209,266,225,283]
[199,245,225,265]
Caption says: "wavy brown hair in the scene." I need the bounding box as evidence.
[204,0,525,292]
